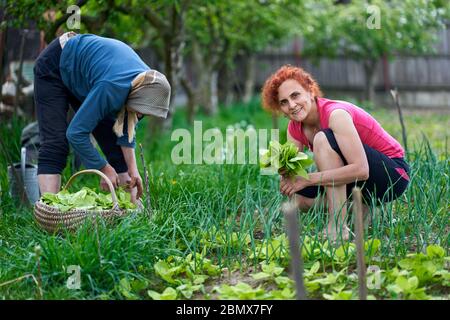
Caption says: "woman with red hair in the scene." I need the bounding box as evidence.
[262,65,410,242]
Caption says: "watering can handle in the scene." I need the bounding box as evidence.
[21,147,26,180]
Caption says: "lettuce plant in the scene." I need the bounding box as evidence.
[40,187,136,211]
[260,140,314,178]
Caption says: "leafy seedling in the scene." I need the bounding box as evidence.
[260,140,313,178]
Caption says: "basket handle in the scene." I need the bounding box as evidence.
[63,169,119,207]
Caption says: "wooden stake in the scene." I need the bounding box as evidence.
[139,143,152,216]
[282,199,307,300]
[92,214,103,265]
[352,187,367,300]
[390,89,408,157]
[33,245,43,299]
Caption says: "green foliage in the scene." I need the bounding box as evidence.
[147,287,178,300]
[213,282,271,300]
[387,275,430,300]
[186,0,304,63]
[198,226,251,252]
[302,0,450,61]
[260,141,314,178]
[323,289,355,300]
[3,0,65,30]
[249,234,289,262]
[146,253,221,300]
[397,245,448,285]
[251,261,284,281]
[40,187,136,211]
[153,253,221,286]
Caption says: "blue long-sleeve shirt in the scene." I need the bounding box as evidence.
[60,34,150,170]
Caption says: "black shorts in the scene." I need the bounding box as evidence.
[34,37,128,175]
[297,128,410,204]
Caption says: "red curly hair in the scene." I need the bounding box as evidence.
[261,65,323,112]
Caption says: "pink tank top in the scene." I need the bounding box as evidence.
[288,97,405,158]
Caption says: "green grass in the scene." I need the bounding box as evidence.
[0,98,448,299]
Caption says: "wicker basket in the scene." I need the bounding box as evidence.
[34,169,141,233]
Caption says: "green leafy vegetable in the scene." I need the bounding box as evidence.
[260,140,313,178]
[40,187,136,212]
[147,287,178,300]
[213,282,271,300]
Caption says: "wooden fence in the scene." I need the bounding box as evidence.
[252,24,450,108]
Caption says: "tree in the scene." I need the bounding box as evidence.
[4,0,191,134]
[112,0,191,133]
[3,0,91,42]
[301,0,450,102]
[182,0,305,120]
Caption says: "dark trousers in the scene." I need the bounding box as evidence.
[297,128,410,204]
[34,38,128,175]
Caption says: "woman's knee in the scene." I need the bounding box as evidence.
[313,131,344,168]
[38,141,70,174]
[313,131,329,150]
[313,131,337,156]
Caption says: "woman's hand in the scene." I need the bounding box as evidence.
[100,163,119,191]
[280,175,310,197]
[118,170,143,204]
[127,168,143,200]
[119,146,143,201]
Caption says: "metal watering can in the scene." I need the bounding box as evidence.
[7,147,40,204]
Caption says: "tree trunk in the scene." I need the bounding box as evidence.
[14,29,27,113]
[217,63,234,107]
[148,37,178,136]
[0,26,7,103]
[210,70,218,114]
[148,4,186,137]
[363,59,378,103]
[196,62,219,116]
[243,54,256,104]
[181,77,196,124]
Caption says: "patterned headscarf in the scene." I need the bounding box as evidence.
[113,70,171,143]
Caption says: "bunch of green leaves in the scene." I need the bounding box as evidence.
[251,261,284,281]
[396,245,449,286]
[386,273,430,300]
[147,253,222,300]
[153,253,221,286]
[40,187,136,212]
[260,141,313,178]
[213,282,271,300]
[249,234,289,263]
[112,277,149,300]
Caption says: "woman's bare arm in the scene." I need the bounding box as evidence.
[307,109,369,187]
[287,130,304,151]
